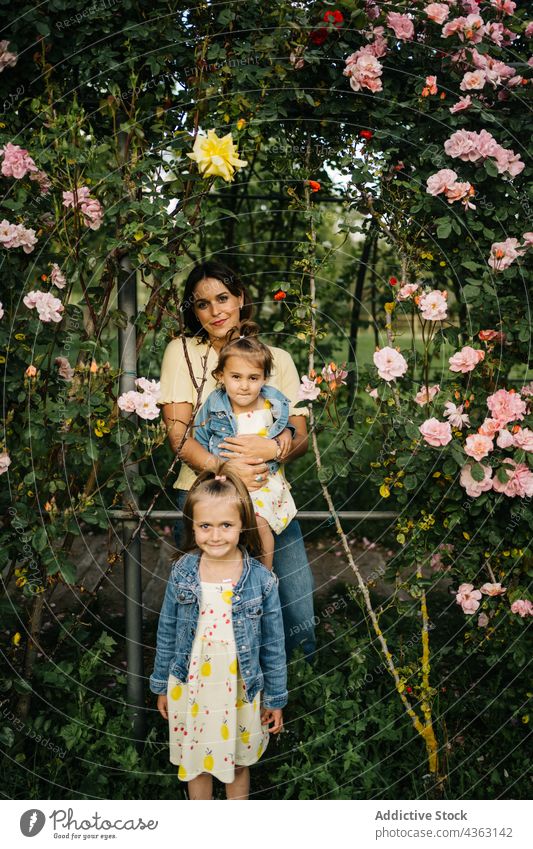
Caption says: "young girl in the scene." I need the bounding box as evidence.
[192,322,297,571]
[149,468,287,800]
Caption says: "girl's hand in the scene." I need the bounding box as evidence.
[276,429,293,460]
[218,434,278,462]
[261,708,283,734]
[157,694,168,720]
[223,457,270,491]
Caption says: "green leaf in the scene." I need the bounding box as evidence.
[32,527,49,553]
[436,219,452,239]
[404,474,418,491]
[0,727,15,748]
[470,462,485,482]
[484,158,498,177]
[497,465,510,483]
[405,422,420,440]
[442,458,457,475]
[59,560,77,584]
[461,261,479,272]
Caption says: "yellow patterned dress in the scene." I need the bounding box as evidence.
[235,402,297,534]
[167,581,270,784]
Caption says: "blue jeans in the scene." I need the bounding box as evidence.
[173,489,316,659]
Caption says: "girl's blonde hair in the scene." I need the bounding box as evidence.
[181,465,263,558]
[212,320,273,380]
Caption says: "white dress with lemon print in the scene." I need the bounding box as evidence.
[236,402,297,535]
[167,581,270,784]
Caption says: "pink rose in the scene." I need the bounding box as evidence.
[491,0,516,14]
[50,263,67,289]
[488,238,522,271]
[464,433,493,461]
[456,582,482,614]
[442,18,466,38]
[344,50,383,93]
[492,460,533,497]
[424,3,450,24]
[414,384,440,406]
[135,377,161,398]
[486,389,527,424]
[460,70,486,90]
[426,168,458,196]
[444,401,470,429]
[496,428,514,448]
[23,290,64,323]
[0,40,17,71]
[0,219,38,253]
[480,582,506,596]
[478,329,506,344]
[445,181,475,208]
[459,462,493,497]
[387,12,415,40]
[396,282,419,301]
[448,346,485,373]
[478,417,502,437]
[510,599,533,617]
[373,346,408,381]
[0,451,11,475]
[117,390,138,413]
[525,23,533,38]
[418,290,448,320]
[55,357,75,381]
[444,129,480,162]
[449,95,472,113]
[0,142,38,179]
[297,375,321,401]
[419,417,453,447]
[477,612,489,627]
[512,427,533,452]
[476,129,499,158]
[366,386,379,400]
[0,301,3,320]
[133,394,160,421]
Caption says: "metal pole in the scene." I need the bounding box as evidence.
[118,255,145,745]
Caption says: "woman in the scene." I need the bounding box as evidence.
[157,260,315,658]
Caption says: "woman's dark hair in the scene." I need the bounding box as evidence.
[181,465,263,557]
[181,261,254,340]
[213,320,273,380]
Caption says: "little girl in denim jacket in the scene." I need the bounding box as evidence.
[150,469,287,800]
[192,322,297,570]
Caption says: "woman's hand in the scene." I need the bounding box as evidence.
[261,708,283,734]
[223,457,270,491]
[218,434,278,462]
[157,694,168,720]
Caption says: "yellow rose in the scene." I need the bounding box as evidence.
[187,129,248,182]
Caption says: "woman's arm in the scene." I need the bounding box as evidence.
[218,415,308,465]
[162,402,269,486]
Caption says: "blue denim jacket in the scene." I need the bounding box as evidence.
[192,385,294,475]
[149,549,288,709]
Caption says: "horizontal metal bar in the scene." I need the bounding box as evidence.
[108,510,398,521]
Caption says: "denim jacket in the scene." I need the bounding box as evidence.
[192,385,294,475]
[149,550,288,709]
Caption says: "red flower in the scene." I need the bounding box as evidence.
[309,28,328,45]
[389,276,398,286]
[323,10,344,27]
[406,686,413,693]
[274,290,287,302]
[308,180,321,192]
[359,129,373,140]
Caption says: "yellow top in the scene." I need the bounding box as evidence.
[157,336,309,490]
